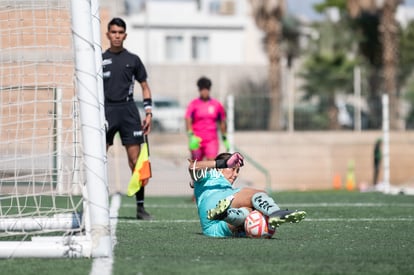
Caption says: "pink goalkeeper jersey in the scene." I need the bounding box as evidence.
[185,98,226,142]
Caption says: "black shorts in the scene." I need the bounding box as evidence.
[105,102,144,146]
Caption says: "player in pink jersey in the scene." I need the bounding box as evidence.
[185,76,229,161]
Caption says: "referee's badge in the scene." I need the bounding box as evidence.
[133,131,143,137]
[102,58,112,65]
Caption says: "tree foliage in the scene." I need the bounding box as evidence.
[299,0,414,129]
[298,2,356,129]
[300,53,355,100]
[399,21,414,87]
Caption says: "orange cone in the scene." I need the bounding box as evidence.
[333,174,342,190]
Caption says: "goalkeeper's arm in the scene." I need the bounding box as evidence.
[187,131,202,150]
[219,119,230,152]
[188,152,244,181]
[185,118,202,150]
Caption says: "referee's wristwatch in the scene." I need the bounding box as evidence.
[145,112,153,117]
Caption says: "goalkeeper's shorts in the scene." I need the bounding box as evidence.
[197,188,241,237]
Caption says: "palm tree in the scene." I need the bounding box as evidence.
[347,0,401,130]
[250,0,286,130]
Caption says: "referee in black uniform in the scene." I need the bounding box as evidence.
[103,17,153,220]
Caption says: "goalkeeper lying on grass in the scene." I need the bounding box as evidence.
[188,152,306,237]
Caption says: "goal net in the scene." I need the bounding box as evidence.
[0,0,111,258]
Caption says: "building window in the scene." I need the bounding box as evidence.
[209,0,220,14]
[165,35,184,61]
[208,0,235,15]
[192,36,209,61]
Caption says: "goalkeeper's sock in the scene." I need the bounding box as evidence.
[224,207,249,227]
[251,192,280,216]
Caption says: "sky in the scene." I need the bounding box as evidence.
[287,0,414,21]
[287,0,324,21]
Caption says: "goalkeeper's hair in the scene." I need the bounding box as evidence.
[197,76,212,90]
[108,17,127,31]
[215,152,231,162]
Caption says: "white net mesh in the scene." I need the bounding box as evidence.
[0,0,86,243]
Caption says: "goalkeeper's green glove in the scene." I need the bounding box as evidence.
[188,131,202,150]
[222,134,230,152]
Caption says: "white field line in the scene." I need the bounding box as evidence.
[93,198,413,275]
[90,193,121,275]
[119,202,414,224]
[117,217,414,224]
[305,218,414,221]
[123,202,414,208]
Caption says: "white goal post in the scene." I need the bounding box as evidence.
[0,0,111,258]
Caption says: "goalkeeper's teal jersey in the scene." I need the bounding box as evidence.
[193,169,240,237]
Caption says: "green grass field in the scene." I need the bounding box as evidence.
[1,190,413,275]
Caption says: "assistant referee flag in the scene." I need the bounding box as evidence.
[127,138,151,196]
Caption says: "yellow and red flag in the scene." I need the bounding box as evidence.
[127,137,152,196]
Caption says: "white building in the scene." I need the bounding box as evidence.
[123,0,267,65]
[98,0,269,105]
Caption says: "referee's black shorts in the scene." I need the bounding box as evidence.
[105,101,144,146]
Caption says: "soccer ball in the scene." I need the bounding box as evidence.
[244,210,276,239]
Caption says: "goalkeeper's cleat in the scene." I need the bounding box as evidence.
[207,198,232,220]
[268,209,306,228]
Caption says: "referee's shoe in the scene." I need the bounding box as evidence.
[136,206,153,220]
